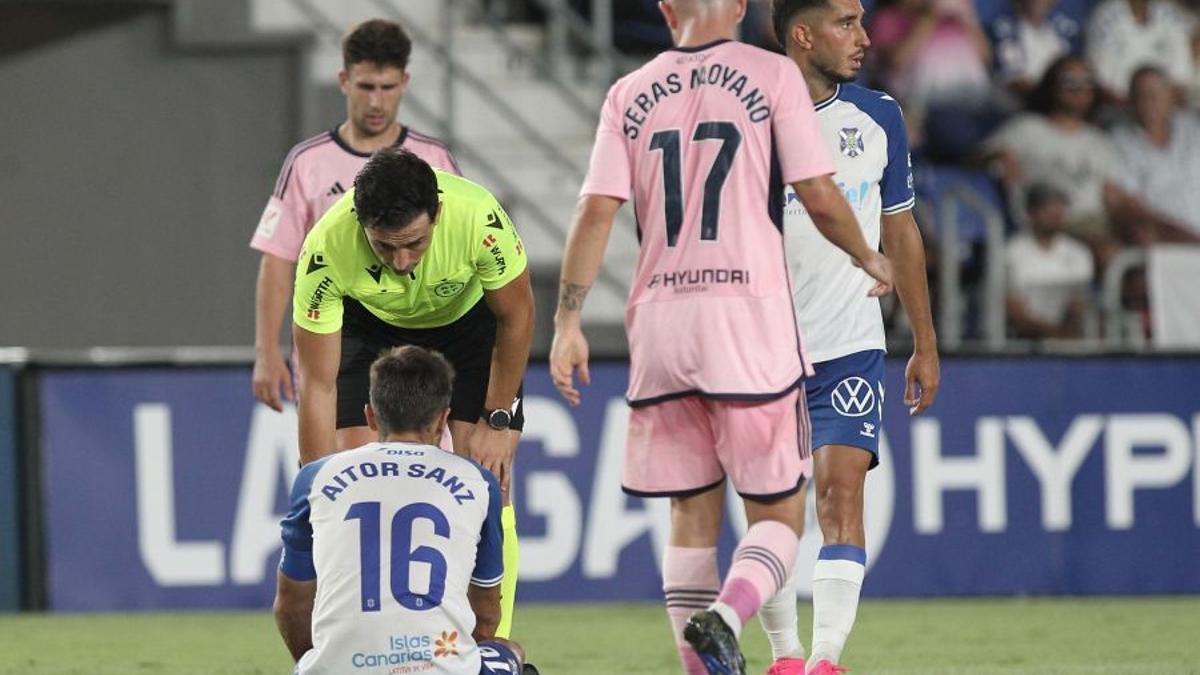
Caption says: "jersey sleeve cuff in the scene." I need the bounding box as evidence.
[279,543,316,581]
[881,197,916,215]
[470,574,504,588]
[292,315,342,334]
[250,239,302,262]
[579,186,631,202]
[781,166,836,185]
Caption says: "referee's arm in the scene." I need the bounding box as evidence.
[294,326,342,465]
[482,268,535,416]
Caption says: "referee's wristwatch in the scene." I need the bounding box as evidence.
[482,407,513,431]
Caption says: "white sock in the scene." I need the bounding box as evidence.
[709,601,743,637]
[809,557,865,666]
[759,575,806,660]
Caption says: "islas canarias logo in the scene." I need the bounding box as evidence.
[434,630,459,658]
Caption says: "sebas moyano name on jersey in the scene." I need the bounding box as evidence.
[622,61,773,139]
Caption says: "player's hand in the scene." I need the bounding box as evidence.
[465,423,515,495]
[855,251,895,297]
[549,325,591,406]
[252,351,295,412]
[904,349,940,415]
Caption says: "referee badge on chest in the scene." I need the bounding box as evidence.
[433,279,466,298]
[839,128,864,158]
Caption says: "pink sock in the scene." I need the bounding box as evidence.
[663,546,719,674]
[717,520,799,627]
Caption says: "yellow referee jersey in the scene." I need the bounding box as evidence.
[293,170,527,332]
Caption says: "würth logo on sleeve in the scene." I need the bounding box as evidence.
[306,253,327,275]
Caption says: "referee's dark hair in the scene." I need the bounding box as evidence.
[342,18,412,71]
[353,148,440,231]
[369,346,455,435]
[772,0,831,48]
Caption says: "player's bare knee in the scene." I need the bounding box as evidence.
[744,492,805,534]
[670,508,723,546]
[816,478,863,514]
[669,485,725,546]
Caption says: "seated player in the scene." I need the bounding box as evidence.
[273,345,538,675]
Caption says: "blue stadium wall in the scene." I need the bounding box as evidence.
[23,358,1200,610]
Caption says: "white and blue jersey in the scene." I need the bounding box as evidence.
[784,83,914,459]
[280,442,504,675]
[784,83,915,364]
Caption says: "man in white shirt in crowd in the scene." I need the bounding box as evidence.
[1005,183,1095,339]
[1112,65,1200,243]
[1086,0,1195,104]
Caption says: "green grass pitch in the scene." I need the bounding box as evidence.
[1,598,1198,674]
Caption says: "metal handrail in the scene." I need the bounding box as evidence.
[936,192,962,351]
[377,0,599,124]
[290,0,585,182]
[1101,247,1147,349]
[526,0,631,83]
[402,93,630,296]
[936,181,1008,351]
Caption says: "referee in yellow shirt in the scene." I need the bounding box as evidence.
[292,148,532,638]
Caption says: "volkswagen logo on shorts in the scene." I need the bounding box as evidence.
[831,376,876,417]
[433,280,465,298]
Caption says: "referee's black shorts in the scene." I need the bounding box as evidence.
[335,298,525,431]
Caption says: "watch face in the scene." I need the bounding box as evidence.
[488,408,512,429]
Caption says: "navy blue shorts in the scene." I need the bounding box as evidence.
[478,641,522,674]
[806,350,885,468]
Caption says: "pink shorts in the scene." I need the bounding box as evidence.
[623,387,812,501]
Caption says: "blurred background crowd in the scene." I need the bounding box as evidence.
[3,0,1197,356]
[492,0,1200,349]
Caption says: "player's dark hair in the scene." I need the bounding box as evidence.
[353,148,439,231]
[369,346,455,435]
[772,0,830,47]
[342,18,412,71]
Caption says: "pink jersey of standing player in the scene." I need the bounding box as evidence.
[250,127,460,261]
[581,39,834,405]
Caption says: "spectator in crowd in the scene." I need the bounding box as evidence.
[1192,11,1200,104]
[870,0,998,160]
[1112,66,1200,243]
[989,0,1082,96]
[1005,184,1094,339]
[1085,0,1195,104]
[982,56,1126,263]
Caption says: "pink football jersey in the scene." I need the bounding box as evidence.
[250,127,460,261]
[581,39,834,404]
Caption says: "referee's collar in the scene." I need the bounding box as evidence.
[814,84,841,112]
